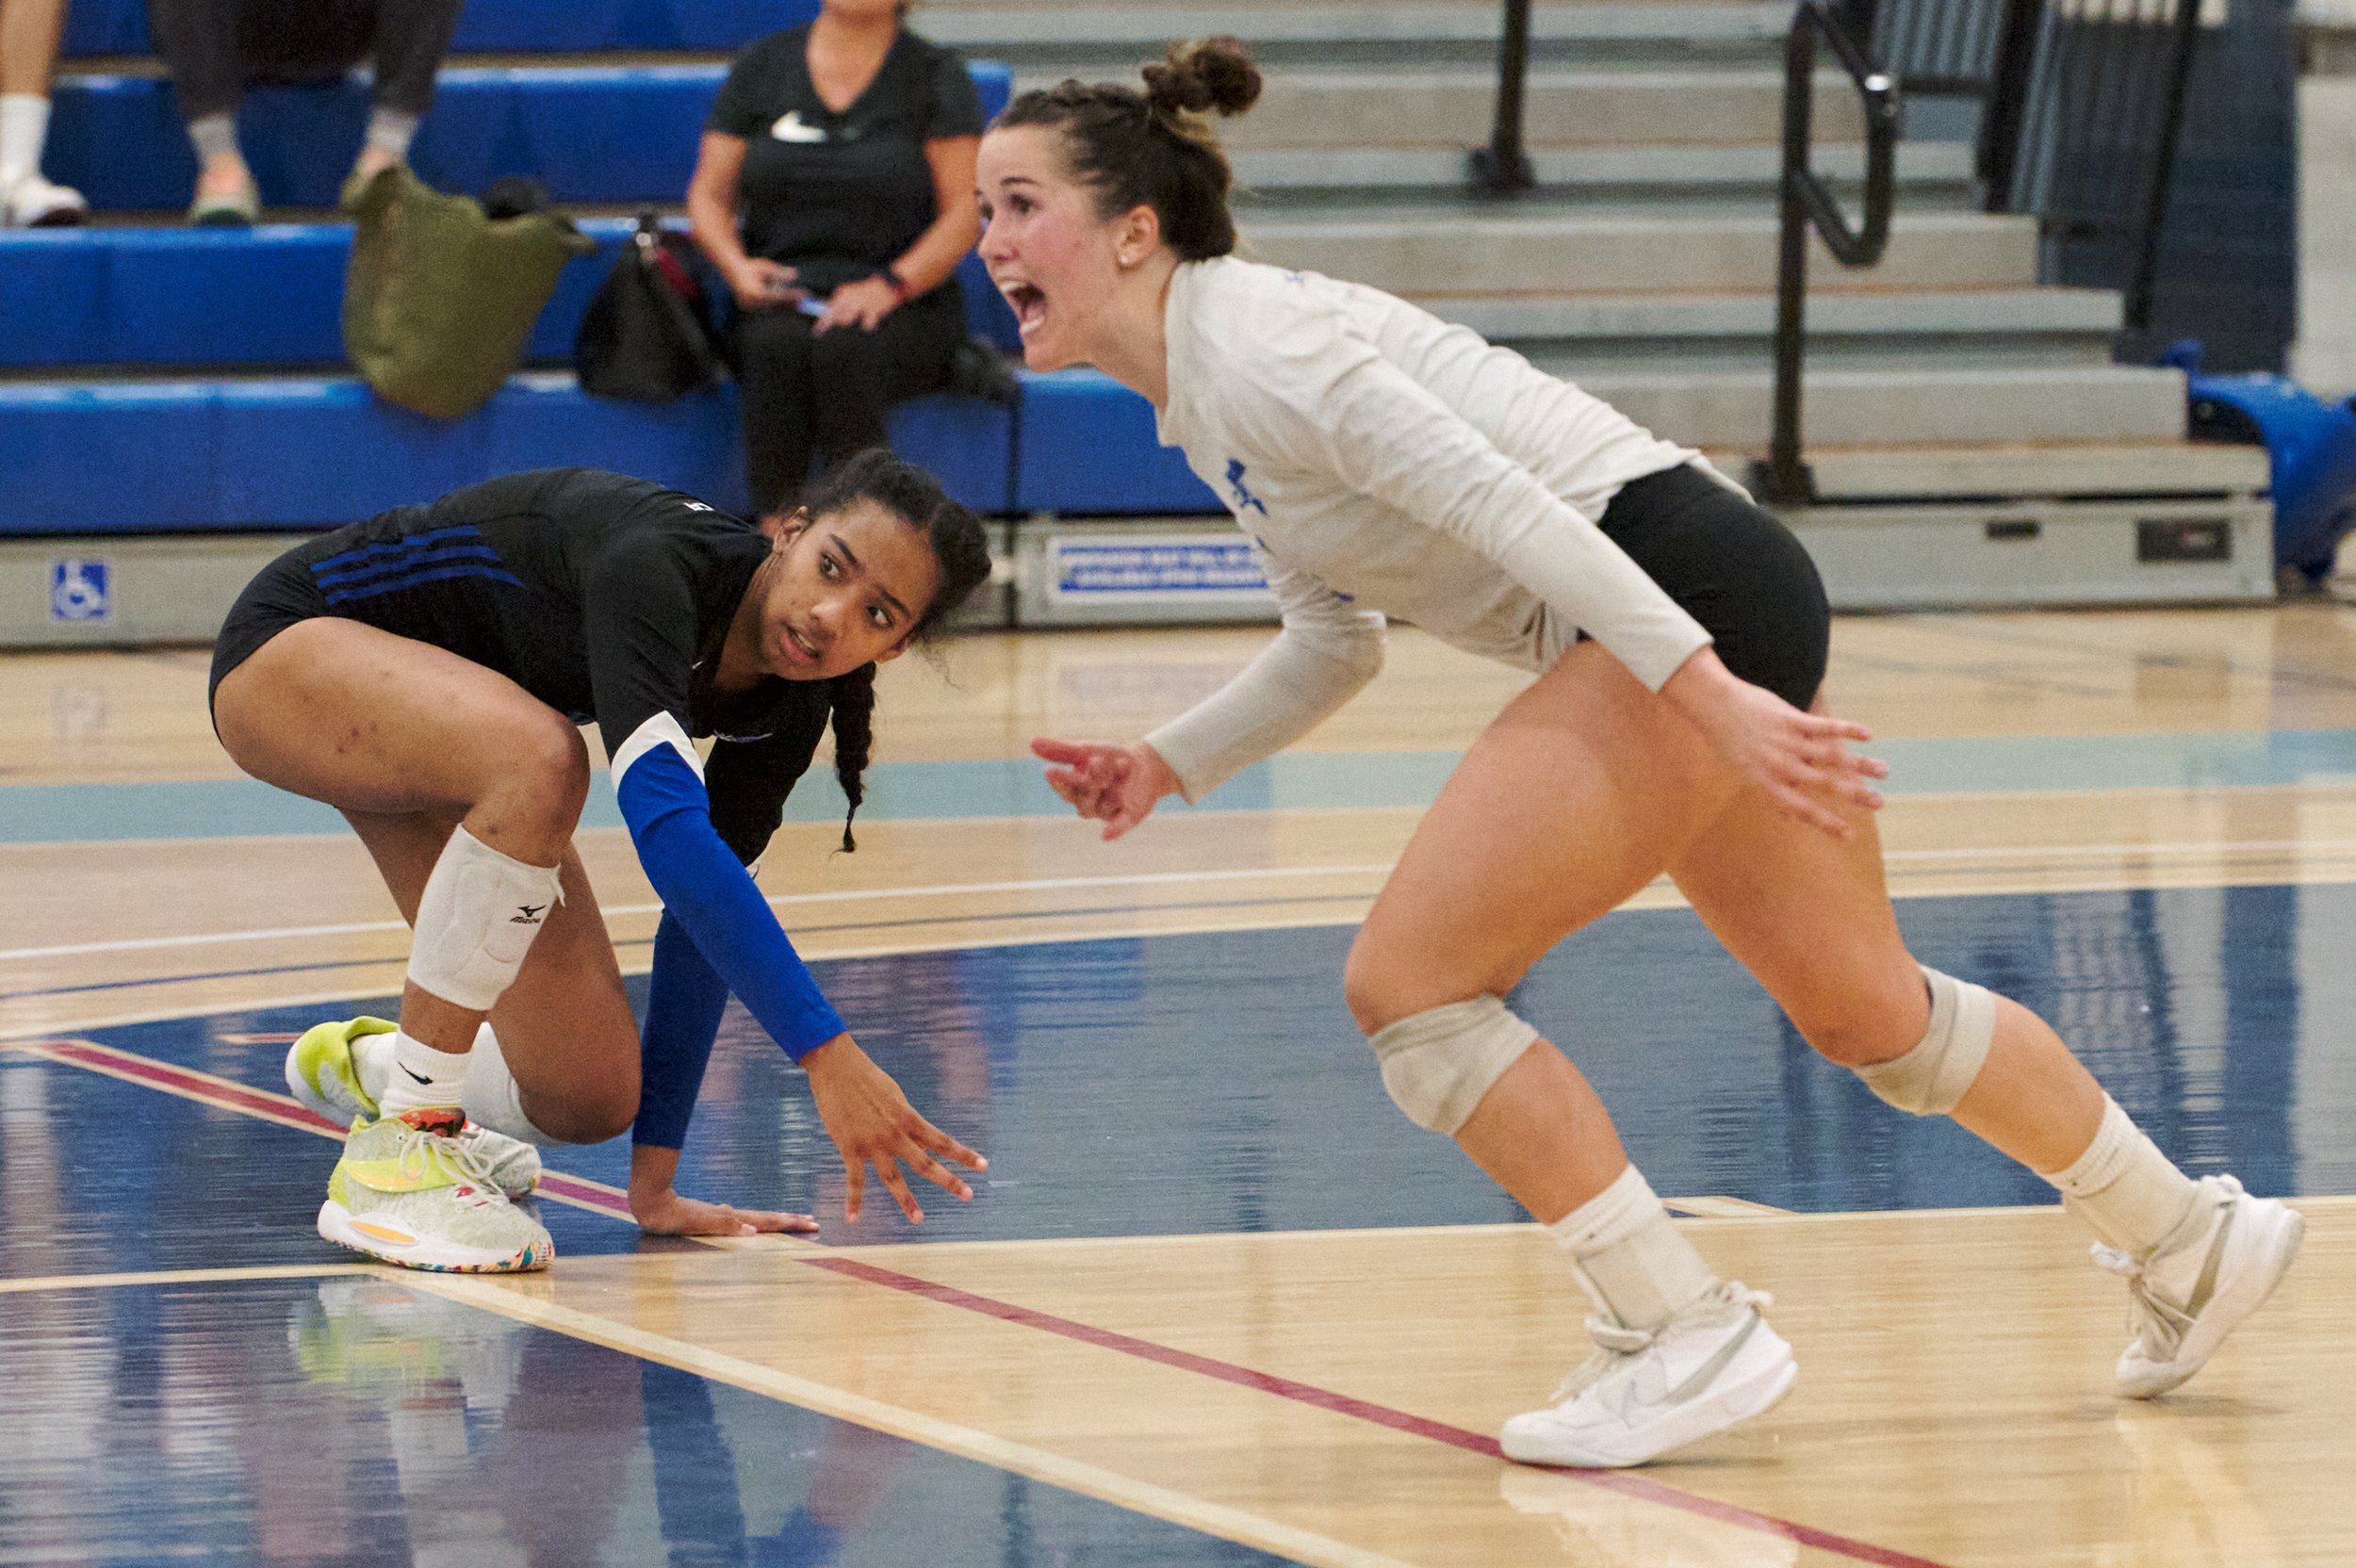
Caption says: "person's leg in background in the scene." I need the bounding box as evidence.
[0,0,87,225]
[354,0,459,189]
[806,286,964,472]
[730,302,822,520]
[146,0,266,220]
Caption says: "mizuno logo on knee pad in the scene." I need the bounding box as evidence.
[510,905,546,923]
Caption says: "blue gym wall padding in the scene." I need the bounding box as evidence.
[0,223,1016,367]
[1013,371,1221,515]
[0,378,1013,532]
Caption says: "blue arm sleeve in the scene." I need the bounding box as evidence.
[633,911,729,1150]
[617,740,848,1062]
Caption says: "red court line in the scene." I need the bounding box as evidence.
[803,1254,1953,1568]
[13,1037,631,1217]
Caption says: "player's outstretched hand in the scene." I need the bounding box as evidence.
[632,1187,819,1237]
[1031,737,1181,841]
[802,1034,987,1224]
[1661,646,1888,840]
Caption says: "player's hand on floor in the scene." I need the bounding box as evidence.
[1031,737,1180,840]
[802,1034,987,1224]
[630,1186,819,1237]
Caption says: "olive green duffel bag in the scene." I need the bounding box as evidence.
[342,166,594,419]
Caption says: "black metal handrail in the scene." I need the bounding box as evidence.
[1472,0,1536,194]
[1755,0,1902,506]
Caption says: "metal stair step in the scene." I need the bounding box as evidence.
[1560,365,2192,447]
[1240,210,2039,295]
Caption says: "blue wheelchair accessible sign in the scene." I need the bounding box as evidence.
[51,558,112,622]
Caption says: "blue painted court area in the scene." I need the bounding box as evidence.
[15,727,2356,841]
[41,879,2353,1256]
[0,1273,1290,1568]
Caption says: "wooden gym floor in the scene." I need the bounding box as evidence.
[3,606,2353,1566]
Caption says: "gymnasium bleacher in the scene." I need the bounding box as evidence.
[3,0,1222,643]
[0,0,2282,645]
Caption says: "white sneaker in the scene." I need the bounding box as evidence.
[1500,1282,1796,1468]
[4,172,87,227]
[2096,1173,2303,1398]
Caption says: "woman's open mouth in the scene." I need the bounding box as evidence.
[779,624,821,667]
[1002,282,1048,337]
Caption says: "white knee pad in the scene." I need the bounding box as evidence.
[1853,964,1996,1116]
[1366,996,1540,1135]
[406,825,563,1012]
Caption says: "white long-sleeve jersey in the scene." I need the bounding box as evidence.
[1141,256,1718,801]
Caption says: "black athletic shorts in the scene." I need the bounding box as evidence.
[208,541,332,720]
[1594,462,1830,710]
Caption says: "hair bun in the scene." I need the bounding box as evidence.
[1142,36,1262,120]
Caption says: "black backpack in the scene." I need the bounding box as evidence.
[575,211,727,401]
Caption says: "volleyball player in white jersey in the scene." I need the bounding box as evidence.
[982,39,2304,1467]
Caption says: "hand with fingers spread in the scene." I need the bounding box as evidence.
[1661,647,1888,839]
[1030,738,1181,841]
[801,1034,987,1224]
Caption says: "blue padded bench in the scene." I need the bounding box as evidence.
[1012,369,1219,515]
[0,222,1019,367]
[0,376,1012,531]
[48,60,1009,211]
[64,0,823,57]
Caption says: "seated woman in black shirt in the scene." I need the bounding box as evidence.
[687,0,985,518]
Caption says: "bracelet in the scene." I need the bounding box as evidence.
[881,266,913,302]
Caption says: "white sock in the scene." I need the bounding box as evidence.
[1547,1164,1720,1333]
[2041,1095,2201,1255]
[188,112,239,166]
[1,94,50,188]
[365,106,419,161]
[376,1027,471,1119]
[461,1022,563,1147]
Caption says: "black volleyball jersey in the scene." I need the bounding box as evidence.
[287,466,832,862]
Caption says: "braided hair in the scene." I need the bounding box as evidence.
[796,449,992,851]
[994,37,1263,261]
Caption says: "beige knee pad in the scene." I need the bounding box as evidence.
[1852,964,1997,1116]
[1366,996,1540,1135]
[407,825,564,1012]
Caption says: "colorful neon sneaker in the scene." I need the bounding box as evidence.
[286,1016,397,1124]
[287,1018,540,1197]
[2097,1173,2304,1398]
[318,1109,552,1273]
[1499,1282,1795,1468]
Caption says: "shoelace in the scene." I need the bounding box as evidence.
[1550,1282,1775,1403]
[2090,1175,2239,1359]
[2091,1245,2194,1358]
[393,1121,512,1207]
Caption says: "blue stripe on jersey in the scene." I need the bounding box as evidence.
[308,522,486,575]
[312,544,507,590]
[614,742,847,1061]
[319,563,528,606]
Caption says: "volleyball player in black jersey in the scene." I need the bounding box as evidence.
[210,454,992,1271]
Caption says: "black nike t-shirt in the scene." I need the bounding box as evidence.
[273,467,836,864]
[707,24,984,296]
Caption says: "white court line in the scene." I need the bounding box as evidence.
[11,835,2356,966]
[0,863,1399,963]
